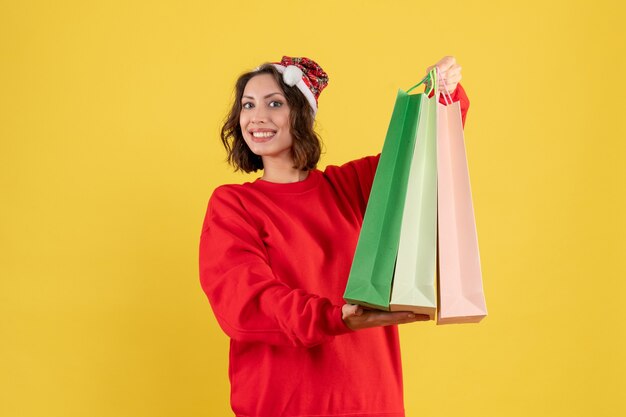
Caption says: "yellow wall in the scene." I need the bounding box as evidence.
[1,1,624,416]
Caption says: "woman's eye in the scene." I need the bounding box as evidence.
[269,101,283,108]
[242,102,253,109]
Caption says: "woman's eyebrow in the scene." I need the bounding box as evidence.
[242,92,285,99]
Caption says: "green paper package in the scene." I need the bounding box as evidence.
[343,89,423,310]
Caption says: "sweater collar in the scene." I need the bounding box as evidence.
[251,169,321,194]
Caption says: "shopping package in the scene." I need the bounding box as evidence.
[389,90,438,318]
[343,88,424,310]
[436,90,487,324]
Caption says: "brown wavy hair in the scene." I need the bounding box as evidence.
[220,64,323,173]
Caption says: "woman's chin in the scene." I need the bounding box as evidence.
[251,146,293,160]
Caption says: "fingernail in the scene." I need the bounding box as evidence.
[408,314,415,318]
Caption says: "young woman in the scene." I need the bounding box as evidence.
[199,56,469,417]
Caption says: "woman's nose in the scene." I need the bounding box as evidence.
[250,105,268,122]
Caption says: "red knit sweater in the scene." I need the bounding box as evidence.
[199,86,469,417]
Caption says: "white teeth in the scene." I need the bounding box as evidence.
[252,131,275,138]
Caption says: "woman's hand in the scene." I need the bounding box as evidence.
[342,303,430,331]
[426,56,462,95]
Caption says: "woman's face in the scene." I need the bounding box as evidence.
[239,74,293,161]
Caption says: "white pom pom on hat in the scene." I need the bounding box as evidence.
[282,65,304,87]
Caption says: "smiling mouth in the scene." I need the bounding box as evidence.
[250,131,276,142]
[251,131,276,138]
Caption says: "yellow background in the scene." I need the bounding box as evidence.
[1,0,625,416]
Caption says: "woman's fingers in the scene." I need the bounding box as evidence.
[443,73,462,84]
[374,311,430,325]
[438,63,462,94]
[344,309,431,330]
[443,64,462,79]
[437,56,456,71]
[341,303,362,319]
[439,65,461,81]
[424,58,462,94]
[440,76,461,93]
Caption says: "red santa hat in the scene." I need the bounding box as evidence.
[270,56,329,117]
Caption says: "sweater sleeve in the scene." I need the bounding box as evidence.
[324,154,381,217]
[198,187,354,348]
